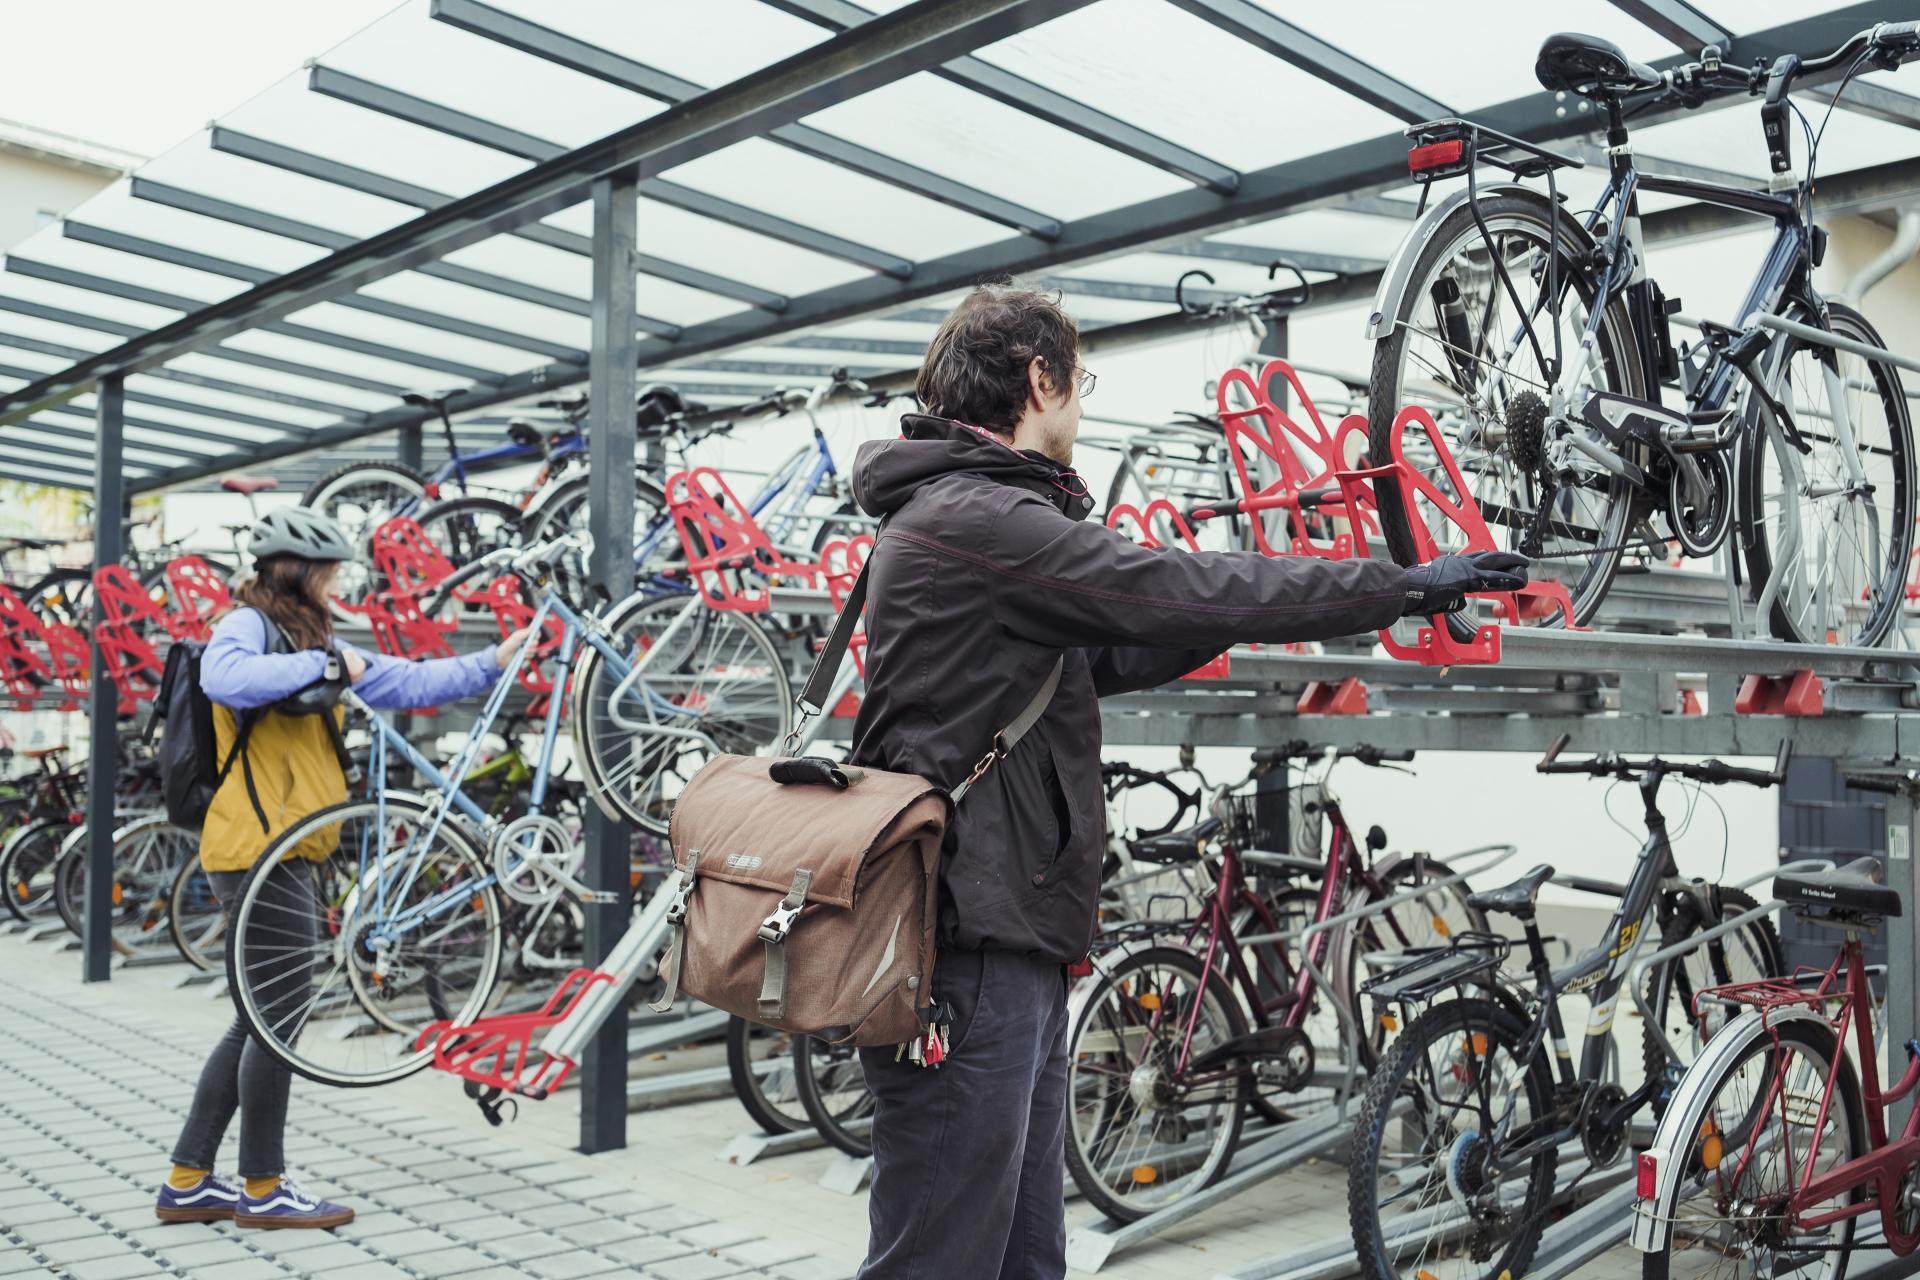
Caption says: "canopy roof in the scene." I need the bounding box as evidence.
[0,0,1916,492]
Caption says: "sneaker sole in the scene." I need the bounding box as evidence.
[154,1206,236,1223]
[234,1210,355,1230]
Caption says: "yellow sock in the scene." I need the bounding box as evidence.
[245,1176,281,1198]
[167,1166,208,1191]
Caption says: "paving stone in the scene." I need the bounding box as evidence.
[435,1270,523,1280]
[0,1188,61,1210]
[303,1264,408,1280]
[673,1222,758,1252]
[189,1260,288,1280]
[543,1176,628,1201]
[355,1227,454,1258]
[14,1216,103,1246]
[277,1240,375,1271]
[0,1201,76,1227]
[520,1249,624,1279]
[766,1259,854,1280]
[396,1246,495,1278]
[480,1229,572,1262]
[475,1149,547,1171]
[644,1253,751,1280]
[39,1237,136,1267]
[0,1253,44,1277]
[125,1222,223,1250]
[598,1235,699,1268]
[477,1187,560,1213]
[584,1192,667,1217]
[719,1237,811,1269]
[366,1184,455,1210]
[631,1205,715,1233]
[400,1198,493,1227]
[61,1256,170,1280]
[102,1207,167,1232]
[516,1202,600,1230]
[331,1213,418,1242]
[439,1172,521,1197]
[241,1228,340,1256]
[407,1161,483,1183]
[338,1170,411,1194]
[439,1215,527,1245]
[563,1216,646,1248]
[148,1238,254,1268]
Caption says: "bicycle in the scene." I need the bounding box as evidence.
[0,747,84,924]
[1634,849,1913,1279]
[223,534,788,1085]
[1347,737,1792,1280]
[1063,742,1487,1222]
[1366,23,1920,644]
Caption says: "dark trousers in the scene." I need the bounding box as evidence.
[170,864,317,1180]
[857,948,1069,1280]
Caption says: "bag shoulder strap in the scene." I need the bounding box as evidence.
[949,655,1061,805]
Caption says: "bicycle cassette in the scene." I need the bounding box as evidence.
[492,814,581,905]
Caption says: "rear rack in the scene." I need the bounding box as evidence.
[1404,118,1585,182]
[1360,932,1510,1004]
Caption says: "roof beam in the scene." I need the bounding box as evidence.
[19,411,226,458]
[1607,0,1730,51]
[760,0,1239,194]
[1560,140,1760,191]
[430,0,1063,239]
[1165,0,1450,122]
[1160,240,1387,277]
[61,220,591,363]
[305,67,919,279]
[1805,79,1920,131]
[3,257,507,385]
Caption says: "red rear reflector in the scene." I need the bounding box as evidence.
[1636,1151,1659,1199]
[1408,140,1465,173]
[1068,957,1093,978]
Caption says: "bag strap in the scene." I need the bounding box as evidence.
[794,557,1063,803]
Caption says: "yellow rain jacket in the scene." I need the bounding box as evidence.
[199,704,347,873]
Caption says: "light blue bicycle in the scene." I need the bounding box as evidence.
[224,534,795,1086]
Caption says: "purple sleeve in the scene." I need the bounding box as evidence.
[339,641,504,710]
[200,609,328,710]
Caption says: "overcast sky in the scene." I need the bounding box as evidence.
[0,0,399,156]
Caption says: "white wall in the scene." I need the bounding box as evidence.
[0,151,111,252]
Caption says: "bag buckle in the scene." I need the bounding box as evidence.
[960,735,1007,790]
[758,901,803,944]
[664,857,698,926]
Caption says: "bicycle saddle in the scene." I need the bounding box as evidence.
[1776,857,1903,923]
[1535,32,1663,97]
[403,388,465,410]
[1467,864,1555,919]
[506,419,543,448]
[1129,817,1221,864]
[220,475,279,495]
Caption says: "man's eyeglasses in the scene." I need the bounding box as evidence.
[1074,367,1096,399]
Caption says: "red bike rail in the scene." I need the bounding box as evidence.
[91,564,167,710]
[1104,501,1232,679]
[665,467,822,614]
[415,968,617,1100]
[476,574,566,713]
[0,585,54,709]
[160,556,232,643]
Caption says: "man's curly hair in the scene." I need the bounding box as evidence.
[916,281,1080,436]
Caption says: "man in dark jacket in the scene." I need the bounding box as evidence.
[848,282,1525,1279]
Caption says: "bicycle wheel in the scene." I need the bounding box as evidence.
[415,496,524,568]
[1740,301,1915,647]
[168,855,226,971]
[226,795,504,1088]
[791,1035,875,1157]
[570,591,792,835]
[725,1018,812,1136]
[1641,886,1782,1107]
[1350,856,1490,1058]
[1349,998,1556,1280]
[1642,1020,1861,1280]
[522,472,671,577]
[302,461,429,619]
[1063,945,1247,1223]
[26,568,93,630]
[54,816,194,950]
[1,818,70,922]
[1369,189,1645,630]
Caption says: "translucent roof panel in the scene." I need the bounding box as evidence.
[969,0,1400,173]
[1277,1,1673,116]
[1216,210,1419,263]
[540,200,869,297]
[484,0,831,94]
[1630,102,1920,183]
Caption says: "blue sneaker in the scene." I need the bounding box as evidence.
[233,1176,354,1230]
[154,1172,241,1223]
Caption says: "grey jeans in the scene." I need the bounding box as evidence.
[856,947,1069,1280]
[169,864,318,1179]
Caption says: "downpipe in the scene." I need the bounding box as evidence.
[1838,206,1920,307]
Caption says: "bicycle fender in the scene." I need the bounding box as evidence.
[1627,1004,1827,1254]
[1363,183,1596,342]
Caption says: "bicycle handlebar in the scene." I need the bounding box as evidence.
[1249,741,1415,767]
[1536,734,1791,788]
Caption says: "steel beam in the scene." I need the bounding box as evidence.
[761,0,1239,194]
[304,69,919,277]
[82,375,124,983]
[1805,78,1920,131]
[1167,0,1450,122]
[1608,0,1730,51]
[1161,240,1387,278]
[61,220,588,363]
[3,258,506,385]
[431,0,1063,238]
[579,167,639,1157]
[203,133,775,316]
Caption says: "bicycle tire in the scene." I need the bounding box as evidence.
[791,1034,874,1158]
[414,495,525,568]
[725,1017,812,1136]
[1640,884,1783,1112]
[302,460,430,621]
[1063,944,1248,1223]
[167,855,225,971]
[1348,997,1556,1280]
[569,591,792,834]
[225,794,504,1088]
[521,471,671,564]
[1640,1018,1861,1280]
[1368,189,1644,633]
[1738,300,1915,647]
[26,568,94,630]
[54,815,193,949]
[1,818,69,922]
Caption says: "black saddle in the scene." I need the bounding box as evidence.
[1776,858,1903,924]
[1129,817,1221,865]
[1536,32,1663,98]
[1468,864,1555,919]
[506,419,543,448]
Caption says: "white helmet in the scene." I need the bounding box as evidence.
[249,508,354,562]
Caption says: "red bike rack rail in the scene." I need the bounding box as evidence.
[416,968,617,1101]
[160,556,232,643]
[91,564,167,710]
[666,467,822,615]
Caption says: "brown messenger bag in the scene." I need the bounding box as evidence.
[650,560,1061,1049]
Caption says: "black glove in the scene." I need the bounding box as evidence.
[1402,551,1530,616]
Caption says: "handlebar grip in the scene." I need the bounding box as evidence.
[1250,740,1309,764]
[1350,746,1414,763]
[1844,773,1908,795]
[1879,20,1920,41]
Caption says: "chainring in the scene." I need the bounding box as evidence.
[1664,450,1732,558]
[1579,1082,1630,1168]
[1252,1025,1316,1095]
[491,814,581,905]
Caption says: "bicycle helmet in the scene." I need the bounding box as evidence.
[636,383,688,430]
[248,507,354,562]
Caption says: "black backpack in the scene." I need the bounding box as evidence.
[148,609,354,834]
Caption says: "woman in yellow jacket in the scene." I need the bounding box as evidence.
[156,508,531,1231]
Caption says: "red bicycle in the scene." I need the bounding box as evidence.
[1062,741,1491,1222]
[1635,851,1918,1279]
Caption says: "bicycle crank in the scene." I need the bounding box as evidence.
[492,815,582,906]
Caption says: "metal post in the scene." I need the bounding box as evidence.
[83,375,125,982]
[398,419,423,474]
[1262,314,1287,409]
[579,166,639,1155]
[1888,788,1917,1133]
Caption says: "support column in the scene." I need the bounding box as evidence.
[1889,788,1917,1132]
[83,375,125,983]
[579,167,639,1155]
[398,420,423,475]
[1261,314,1288,409]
